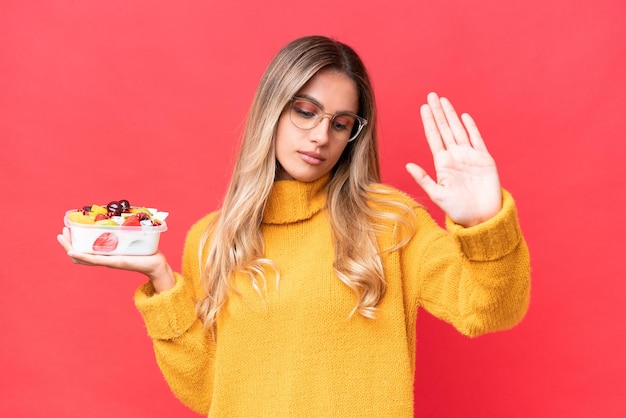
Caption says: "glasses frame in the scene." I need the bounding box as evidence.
[289,96,368,142]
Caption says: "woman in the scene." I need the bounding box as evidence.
[58,35,530,416]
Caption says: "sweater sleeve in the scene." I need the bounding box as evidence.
[134,216,215,415]
[404,189,531,337]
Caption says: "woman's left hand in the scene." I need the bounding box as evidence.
[406,92,502,227]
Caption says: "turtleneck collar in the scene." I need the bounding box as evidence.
[262,174,329,224]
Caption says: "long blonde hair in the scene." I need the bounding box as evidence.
[197,36,415,332]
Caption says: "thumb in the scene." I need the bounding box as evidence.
[405,163,438,197]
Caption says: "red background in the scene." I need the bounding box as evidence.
[1,1,625,417]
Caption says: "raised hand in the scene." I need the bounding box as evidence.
[57,227,176,292]
[406,92,502,227]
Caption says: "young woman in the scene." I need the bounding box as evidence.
[58,35,530,416]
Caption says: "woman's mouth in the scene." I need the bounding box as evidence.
[298,151,325,165]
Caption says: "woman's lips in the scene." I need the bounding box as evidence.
[298,151,325,165]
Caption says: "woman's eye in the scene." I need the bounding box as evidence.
[296,108,316,118]
[332,122,348,131]
[332,115,354,131]
[293,101,318,118]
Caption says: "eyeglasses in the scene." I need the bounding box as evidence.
[289,96,368,142]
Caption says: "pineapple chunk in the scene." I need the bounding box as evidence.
[89,204,108,217]
[69,211,95,224]
[95,219,118,226]
[130,207,153,216]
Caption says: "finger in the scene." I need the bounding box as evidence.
[420,104,445,155]
[67,253,98,266]
[57,231,101,265]
[66,252,128,268]
[61,227,74,248]
[426,92,456,148]
[406,163,440,198]
[73,253,121,268]
[461,113,488,152]
[440,97,470,145]
[71,252,158,274]
[57,233,72,252]
[58,227,83,262]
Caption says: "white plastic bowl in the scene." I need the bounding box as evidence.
[64,210,168,255]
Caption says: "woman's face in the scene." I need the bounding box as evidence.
[275,69,359,182]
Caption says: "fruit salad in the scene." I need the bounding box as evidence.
[64,199,168,255]
[67,199,167,227]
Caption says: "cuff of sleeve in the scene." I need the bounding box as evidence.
[134,273,199,340]
[445,189,522,261]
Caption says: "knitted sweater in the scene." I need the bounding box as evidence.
[134,176,530,417]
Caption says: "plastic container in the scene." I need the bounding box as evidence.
[64,210,168,255]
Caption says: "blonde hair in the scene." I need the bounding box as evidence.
[197,36,415,333]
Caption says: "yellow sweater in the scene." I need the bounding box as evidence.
[134,176,530,417]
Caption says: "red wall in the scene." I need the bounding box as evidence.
[1,1,625,417]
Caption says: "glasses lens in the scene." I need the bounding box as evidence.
[289,98,366,142]
[290,99,320,130]
[329,114,358,142]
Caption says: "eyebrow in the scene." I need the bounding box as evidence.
[294,94,359,115]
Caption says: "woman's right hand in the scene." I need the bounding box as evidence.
[57,226,176,293]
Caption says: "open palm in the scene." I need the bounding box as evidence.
[57,226,175,292]
[406,92,502,227]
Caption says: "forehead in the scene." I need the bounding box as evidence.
[297,69,359,113]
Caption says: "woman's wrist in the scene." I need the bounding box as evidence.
[148,262,176,293]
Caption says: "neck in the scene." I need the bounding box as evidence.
[263,175,330,224]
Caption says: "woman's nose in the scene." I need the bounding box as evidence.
[309,116,331,144]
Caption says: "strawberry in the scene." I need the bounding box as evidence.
[122,214,142,226]
[94,213,109,222]
[92,232,119,252]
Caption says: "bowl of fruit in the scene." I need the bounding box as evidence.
[64,199,168,255]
